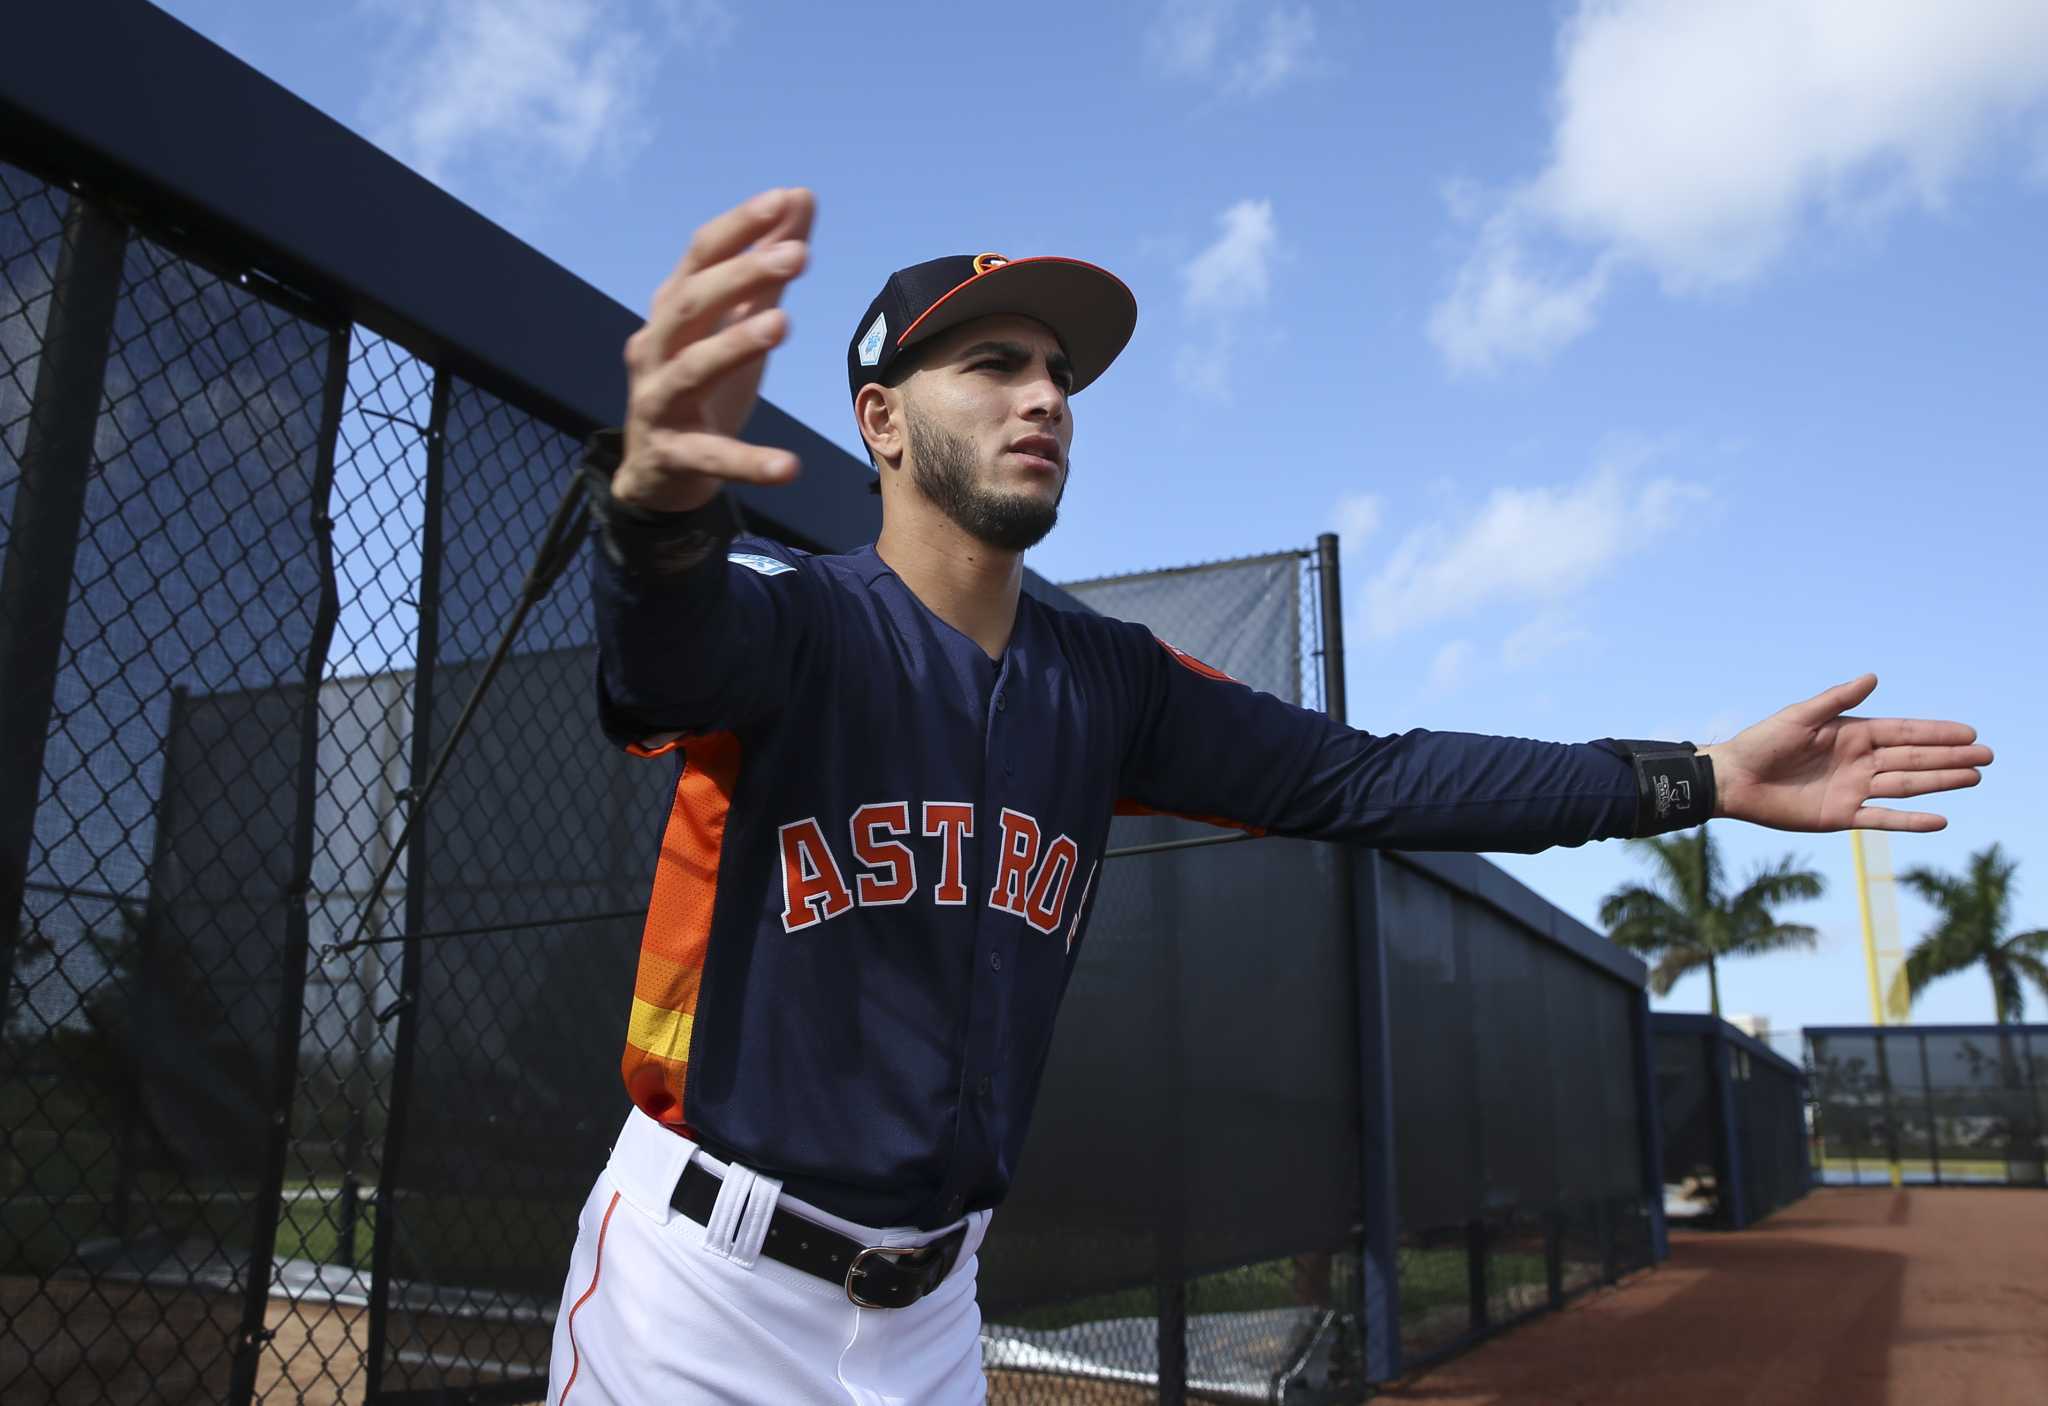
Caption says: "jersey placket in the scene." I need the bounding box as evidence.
[937,650,1024,1224]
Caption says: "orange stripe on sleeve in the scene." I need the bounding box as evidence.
[620,731,740,1131]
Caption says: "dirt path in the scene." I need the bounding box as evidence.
[1380,1188,2048,1406]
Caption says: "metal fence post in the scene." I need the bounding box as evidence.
[1314,533,1346,723]
[1918,1032,1941,1186]
[1874,1032,1903,1187]
[365,367,449,1401]
[1157,1279,1187,1406]
[224,318,349,1406]
[1353,852,1402,1383]
[1544,1212,1563,1307]
[1629,988,1669,1261]
[1466,1219,1488,1331]
[1324,533,1404,1384]
[1709,1025,1749,1229]
[0,194,126,1031]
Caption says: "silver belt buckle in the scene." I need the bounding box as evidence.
[845,1244,918,1308]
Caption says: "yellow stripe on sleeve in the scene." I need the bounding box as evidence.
[627,998,696,1064]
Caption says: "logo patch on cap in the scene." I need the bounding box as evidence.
[973,252,1009,275]
[857,312,887,367]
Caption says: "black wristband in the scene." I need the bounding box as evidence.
[577,428,743,577]
[1611,740,1717,836]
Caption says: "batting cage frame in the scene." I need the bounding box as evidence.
[6,6,1670,1402]
[1806,1025,2048,1189]
[1651,1013,1811,1230]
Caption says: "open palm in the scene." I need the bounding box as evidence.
[1704,675,1992,833]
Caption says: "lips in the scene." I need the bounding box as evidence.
[1008,435,1062,470]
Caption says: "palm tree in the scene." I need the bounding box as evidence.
[1892,844,2048,1022]
[1599,827,1825,1016]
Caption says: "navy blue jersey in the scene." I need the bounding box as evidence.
[594,534,1647,1229]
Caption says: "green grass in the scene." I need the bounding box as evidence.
[1816,1154,2014,1176]
[273,1190,375,1270]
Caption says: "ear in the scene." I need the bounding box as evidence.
[855,383,905,469]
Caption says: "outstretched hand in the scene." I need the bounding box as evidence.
[613,187,816,512]
[1701,675,1991,833]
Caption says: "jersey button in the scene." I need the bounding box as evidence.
[977,1074,993,1099]
[989,951,1002,972]
[994,691,1007,712]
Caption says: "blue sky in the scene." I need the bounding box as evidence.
[157,0,2048,1045]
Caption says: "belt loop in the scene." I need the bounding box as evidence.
[700,1164,756,1261]
[729,1171,782,1270]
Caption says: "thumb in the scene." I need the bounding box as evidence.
[1784,673,1878,727]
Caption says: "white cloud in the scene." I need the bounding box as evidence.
[364,0,731,184]
[1332,492,1383,550]
[1502,610,1591,669]
[1232,6,1318,97]
[1146,1,1319,96]
[1359,443,1708,639]
[1428,216,1615,374]
[1430,0,2048,371]
[1175,199,1279,399]
[1182,199,1278,314]
[1146,0,1233,79]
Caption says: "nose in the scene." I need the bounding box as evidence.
[1020,368,1067,426]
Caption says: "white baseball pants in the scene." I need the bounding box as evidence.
[547,1108,994,1404]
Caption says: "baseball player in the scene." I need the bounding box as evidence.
[545,187,1991,1403]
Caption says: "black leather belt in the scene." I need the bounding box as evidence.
[670,1161,968,1310]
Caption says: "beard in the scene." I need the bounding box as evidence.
[906,409,1063,552]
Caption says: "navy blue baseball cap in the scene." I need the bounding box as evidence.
[847,252,1137,401]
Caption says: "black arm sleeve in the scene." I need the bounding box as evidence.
[582,435,809,747]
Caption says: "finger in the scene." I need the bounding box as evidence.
[632,309,787,424]
[1852,717,1981,748]
[641,429,799,484]
[640,240,807,367]
[1867,768,1981,799]
[669,187,803,285]
[1784,673,1878,727]
[715,190,816,333]
[1851,807,1947,833]
[1868,744,1994,774]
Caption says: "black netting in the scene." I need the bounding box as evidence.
[1811,1028,2047,1187]
[1378,854,1651,1364]
[1061,552,1307,705]
[1731,1048,1807,1221]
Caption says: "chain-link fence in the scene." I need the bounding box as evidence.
[1807,1025,2048,1187]
[1652,1014,1810,1230]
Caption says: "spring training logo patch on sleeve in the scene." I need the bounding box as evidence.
[857,312,887,367]
[729,551,795,577]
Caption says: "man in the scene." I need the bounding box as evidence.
[546,187,1990,1404]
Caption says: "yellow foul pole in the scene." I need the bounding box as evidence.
[1851,830,1902,1188]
